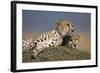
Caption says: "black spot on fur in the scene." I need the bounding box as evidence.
[30,42,37,49]
[44,38,46,40]
[49,44,52,47]
[55,39,58,41]
[30,45,32,47]
[52,39,54,41]
[35,42,37,45]
[42,35,44,37]
[51,42,54,44]
[67,24,69,26]
[37,40,39,42]
[41,39,43,42]
[52,45,55,47]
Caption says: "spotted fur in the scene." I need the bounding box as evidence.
[22,20,74,58]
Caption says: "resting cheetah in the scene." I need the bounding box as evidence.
[62,32,80,48]
[22,20,74,58]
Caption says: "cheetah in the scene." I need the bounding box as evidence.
[62,32,80,48]
[22,20,74,58]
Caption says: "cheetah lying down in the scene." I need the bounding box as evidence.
[22,20,76,58]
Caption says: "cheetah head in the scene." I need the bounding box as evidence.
[67,33,80,48]
[56,20,74,37]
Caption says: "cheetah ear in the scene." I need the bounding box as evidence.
[56,20,61,25]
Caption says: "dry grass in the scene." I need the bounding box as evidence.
[22,32,91,63]
[22,46,90,63]
[78,33,91,53]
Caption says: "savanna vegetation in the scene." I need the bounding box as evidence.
[22,46,90,63]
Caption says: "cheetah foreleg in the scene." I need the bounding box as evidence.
[31,48,45,59]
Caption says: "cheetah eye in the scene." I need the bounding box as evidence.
[67,24,69,26]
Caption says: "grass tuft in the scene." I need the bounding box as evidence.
[22,46,90,63]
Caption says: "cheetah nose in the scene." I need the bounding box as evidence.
[71,30,74,32]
